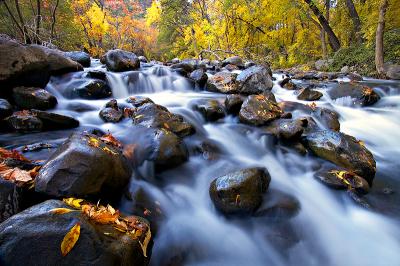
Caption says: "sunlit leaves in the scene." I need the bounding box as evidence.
[61,222,81,256]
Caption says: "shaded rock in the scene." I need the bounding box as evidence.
[239,95,283,126]
[66,102,97,112]
[0,99,12,120]
[193,140,221,161]
[206,72,238,93]
[222,56,243,68]
[328,83,380,106]
[315,169,370,194]
[224,94,243,115]
[209,167,271,215]
[385,64,400,80]
[0,37,82,94]
[35,132,131,198]
[64,51,91,67]
[348,72,363,82]
[304,130,376,185]
[170,62,195,75]
[13,87,57,110]
[255,189,300,220]
[236,66,273,94]
[99,99,123,123]
[6,111,43,132]
[265,119,305,141]
[32,109,79,130]
[84,69,107,80]
[0,179,22,223]
[103,49,140,72]
[127,96,154,108]
[67,79,112,99]
[191,99,225,122]
[134,103,195,138]
[0,200,150,266]
[297,88,323,101]
[149,129,188,171]
[189,69,208,88]
[262,91,277,103]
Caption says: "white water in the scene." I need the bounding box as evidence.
[42,63,400,266]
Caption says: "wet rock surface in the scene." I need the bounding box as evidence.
[65,79,112,99]
[13,87,57,110]
[206,72,238,93]
[236,66,273,94]
[328,83,380,106]
[191,99,225,122]
[35,132,132,198]
[64,51,91,67]
[297,87,323,101]
[0,200,150,266]
[210,167,271,215]
[239,95,283,126]
[102,49,140,72]
[224,94,243,115]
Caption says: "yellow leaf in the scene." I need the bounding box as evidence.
[139,227,151,258]
[63,198,83,209]
[102,146,118,155]
[61,222,81,256]
[50,208,74,214]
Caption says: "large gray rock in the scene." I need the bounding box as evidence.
[206,72,238,94]
[35,132,132,198]
[328,83,380,106]
[239,95,283,126]
[5,111,43,132]
[64,51,91,67]
[304,130,376,185]
[0,200,150,266]
[63,79,112,99]
[297,88,323,101]
[31,109,79,130]
[222,56,243,68]
[209,167,271,215]
[0,37,83,94]
[102,49,140,72]
[13,87,57,110]
[385,64,400,80]
[236,66,273,94]
[191,99,225,122]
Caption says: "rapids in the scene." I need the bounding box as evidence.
[1,61,400,266]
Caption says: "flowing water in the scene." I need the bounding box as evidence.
[2,61,400,266]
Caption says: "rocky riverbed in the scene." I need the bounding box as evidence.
[1,37,400,266]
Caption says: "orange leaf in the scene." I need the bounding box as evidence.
[61,222,80,256]
[0,147,30,162]
[100,133,123,149]
[0,168,33,184]
[50,208,74,214]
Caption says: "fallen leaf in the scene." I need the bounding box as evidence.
[61,222,80,256]
[81,204,119,224]
[102,146,118,156]
[139,227,151,258]
[63,198,84,209]
[88,137,100,148]
[0,168,33,184]
[0,147,30,162]
[100,133,123,149]
[50,208,74,214]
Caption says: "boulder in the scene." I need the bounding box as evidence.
[224,64,239,71]
[314,59,333,71]
[65,79,112,99]
[6,111,43,132]
[31,110,79,130]
[206,72,238,93]
[262,91,277,103]
[224,94,243,115]
[0,179,22,223]
[314,169,370,194]
[0,37,82,94]
[64,51,91,67]
[265,119,305,141]
[133,103,195,138]
[222,56,243,68]
[99,100,123,123]
[84,69,107,80]
[385,64,400,80]
[149,129,189,171]
[0,200,150,266]
[328,83,380,106]
[239,95,283,126]
[103,49,140,72]
[13,87,57,110]
[35,132,132,197]
[304,130,376,185]
[348,72,363,82]
[191,99,225,122]
[0,99,13,120]
[127,96,154,108]
[236,66,273,94]
[209,167,271,215]
[189,69,208,88]
[297,88,323,101]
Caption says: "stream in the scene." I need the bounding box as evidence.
[1,60,400,266]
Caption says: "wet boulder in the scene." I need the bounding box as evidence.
[0,179,22,223]
[13,87,57,110]
[304,130,376,185]
[297,88,323,101]
[189,69,208,88]
[64,51,91,67]
[193,140,221,161]
[99,99,123,123]
[149,129,189,171]
[191,99,225,122]
[206,72,238,94]
[265,119,305,141]
[0,200,150,266]
[127,96,154,108]
[328,83,380,106]
[262,91,277,103]
[314,169,370,194]
[35,132,132,198]
[255,189,300,220]
[134,103,195,138]
[209,167,271,215]
[0,37,82,94]
[222,56,243,68]
[0,99,13,120]
[31,109,79,130]
[67,79,112,99]
[224,94,243,115]
[103,49,140,72]
[239,95,283,126]
[5,111,43,132]
[84,69,107,80]
[236,66,273,94]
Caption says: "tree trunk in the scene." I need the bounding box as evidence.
[375,0,388,77]
[303,0,340,52]
[50,0,60,41]
[14,0,32,44]
[345,0,362,43]
[35,0,41,44]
